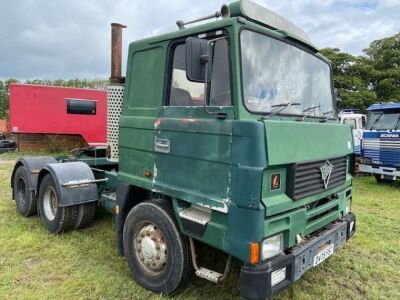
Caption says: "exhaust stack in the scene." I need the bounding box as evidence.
[110,23,127,84]
[107,23,126,162]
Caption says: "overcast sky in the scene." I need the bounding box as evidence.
[0,0,399,80]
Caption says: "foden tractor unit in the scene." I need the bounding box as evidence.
[11,1,356,299]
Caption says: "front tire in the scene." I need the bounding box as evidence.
[13,166,37,217]
[38,173,78,233]
[374,174,393,183]
[123,200,191,295]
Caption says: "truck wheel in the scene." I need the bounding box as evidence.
[123,200,191,295]
[374,174,393,183]
[38,173,78,234]
[13,166,37,217]
[75,202,96,229]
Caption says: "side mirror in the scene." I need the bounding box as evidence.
[362,115,367,128]
[186,37,212,82]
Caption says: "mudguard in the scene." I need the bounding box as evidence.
[11,156,57,193]
[38,161,98,207]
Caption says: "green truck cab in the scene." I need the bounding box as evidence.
[11,1,356,299]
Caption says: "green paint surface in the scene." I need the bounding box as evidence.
[264,120,353,165]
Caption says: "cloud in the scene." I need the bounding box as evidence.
[262,0,399,54]
[0,0,398,79]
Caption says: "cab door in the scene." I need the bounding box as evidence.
[153,33,234,212]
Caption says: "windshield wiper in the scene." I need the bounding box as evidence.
[395,115,400,130]
[267,102,301,118]
[302,104,321,114]
[370,113,383,130]
[319,110,334,123]
[298,104,321,121]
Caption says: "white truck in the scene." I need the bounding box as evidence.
[339,110,367,155]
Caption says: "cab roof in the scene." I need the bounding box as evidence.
[229,0,313,46]
[130,0,316,51]
[368,103,400,111]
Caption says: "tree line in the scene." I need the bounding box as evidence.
[321,32,399,112]
[0,32,399,120]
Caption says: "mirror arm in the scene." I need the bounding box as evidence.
[202,43,227,120]
[202,56,214,115]
[201,54,210,65]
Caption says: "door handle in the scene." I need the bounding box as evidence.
[154,138,170,153]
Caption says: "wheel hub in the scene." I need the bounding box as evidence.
[141,236,156,260]
[43,186,58,221]
[135,223,167,273]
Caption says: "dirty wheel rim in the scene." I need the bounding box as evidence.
[16,177,27,207]
[134,222,168,276]
[43,186,58,221]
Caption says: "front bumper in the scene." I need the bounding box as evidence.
[240,213,356,300]
[359,164,400,180]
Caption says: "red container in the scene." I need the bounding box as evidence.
[9,84,107,146]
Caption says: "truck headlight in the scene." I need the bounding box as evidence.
[262,234,283,260]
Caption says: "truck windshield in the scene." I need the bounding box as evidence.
[240,30,334,117]
[366,110,400,130]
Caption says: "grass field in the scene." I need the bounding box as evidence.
[0,153,399,299]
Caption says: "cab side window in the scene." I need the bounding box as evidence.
[343,118,356,129]
[209,39,231,106]
[169,37,231,107]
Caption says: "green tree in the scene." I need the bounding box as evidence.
[320,48,377,112]
[364,33,400,101]
[0,78,19,120]
[25,78,108,89]
[321,32,400,113]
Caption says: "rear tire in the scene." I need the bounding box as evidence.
[38,174,78,234]
[123,200,191,295]
[13,166,37,217]
[75,202,96,229]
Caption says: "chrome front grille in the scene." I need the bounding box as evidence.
[363,138,400,149]
[362,138,400,166]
